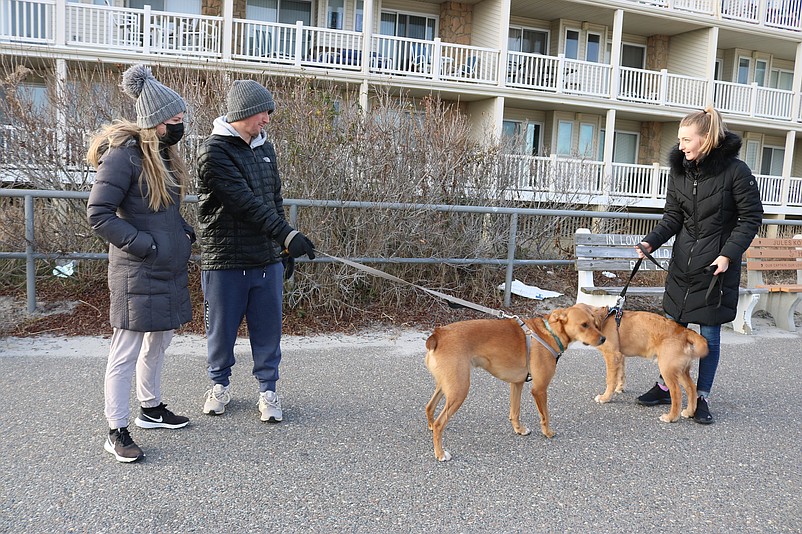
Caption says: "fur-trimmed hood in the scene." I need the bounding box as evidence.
[668,131,743,178]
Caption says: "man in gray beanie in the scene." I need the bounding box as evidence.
[196,80,315,424]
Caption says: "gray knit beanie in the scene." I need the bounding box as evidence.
[121,64,186,129]
[226,80,275,122]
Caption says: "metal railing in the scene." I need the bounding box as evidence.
[3,189,801,314]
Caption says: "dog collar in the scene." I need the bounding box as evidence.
[542,318,566,354]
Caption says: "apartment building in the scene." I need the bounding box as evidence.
[1,0,801,228]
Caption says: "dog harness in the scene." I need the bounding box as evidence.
[514,316,564,382]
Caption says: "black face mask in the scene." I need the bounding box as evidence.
[159,122,184,147]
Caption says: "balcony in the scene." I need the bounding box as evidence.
[501,155,802,212]
[626,0,802,31]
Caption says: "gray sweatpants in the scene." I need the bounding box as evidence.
[104,328,173,429]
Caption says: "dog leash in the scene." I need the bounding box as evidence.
[316,251,564,372]
[605,243,667,327]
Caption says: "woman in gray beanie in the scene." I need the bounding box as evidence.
[87,64,194,463]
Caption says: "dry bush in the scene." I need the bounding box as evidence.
[1,60,600,323]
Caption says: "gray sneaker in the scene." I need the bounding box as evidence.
[203,384,231,415]
[258,390,283,423]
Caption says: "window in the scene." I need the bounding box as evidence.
[761,146,784,176]
[621,44,645,69]
[354,0,363,32]
[586,33,601,63]
[579,123,595,157]
[128,0,201,13]
[754,59,767,86]
[745,139,760,170]
[599,130,638,163]
[327,0,343,30]
[244,0,311,23]
[557,120,574,155]
[737,57,750,84]
[502,120,541,156]
[508,27,548,55]
[770,69,793,90]
[380,11,436,40]
[565,29,579,59]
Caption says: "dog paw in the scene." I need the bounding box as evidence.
[437,450,452,462]
[681,409,693,418]
[542,429,555,438]
[659,414,678,423]
[515,427,531,436]
[594,394,610,404]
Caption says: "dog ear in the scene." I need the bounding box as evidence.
[550,308,567,323]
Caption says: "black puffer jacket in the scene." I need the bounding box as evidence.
[196,118,294,270]
[87,139,194,332]
[644,132,763,325]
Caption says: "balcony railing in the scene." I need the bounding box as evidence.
[501,154,801,209]
[628,0,802,31]
[0,0,800,123]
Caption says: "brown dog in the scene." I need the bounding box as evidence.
[424,305,606,462]
[578,304,708,423]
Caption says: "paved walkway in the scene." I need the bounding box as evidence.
[1,324,800,533]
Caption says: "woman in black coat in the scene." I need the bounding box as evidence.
[87,65,194,463]
[636,106,763,424]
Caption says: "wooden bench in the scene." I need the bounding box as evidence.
[745,236,802,332]
[574,228,768,335]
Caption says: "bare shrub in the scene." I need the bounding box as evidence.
[1,60,597,321]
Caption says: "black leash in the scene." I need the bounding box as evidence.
[605,243,667,327]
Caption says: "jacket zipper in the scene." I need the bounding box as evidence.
[681,178,700,312]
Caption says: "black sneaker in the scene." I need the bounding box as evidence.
[694,396,714,424]
[637,382,672,406]
[104,427,144,463]
[134,403,189,429]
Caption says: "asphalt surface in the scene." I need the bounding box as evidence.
[0,325,800,533]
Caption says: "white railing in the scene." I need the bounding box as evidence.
[610,162,671,198]
[66,4,142,50]
[755,173,784,205]
[714,80,794,120]
[672,0,714,15]
[618,67,708,108]
[1,0,800,123]
[440,42,499,84]
[721,0,760,23]
[764,0,802,30]
[787,177,802,205]
[1,0,54,43]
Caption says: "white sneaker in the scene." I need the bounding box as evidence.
[258,390,283,423]
[203,384,231,415]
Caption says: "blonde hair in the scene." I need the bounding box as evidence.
[87,119,188,211]
[679,105,728,158]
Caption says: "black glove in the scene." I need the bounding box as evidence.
[287,232,316,260]
[282,255,295,280]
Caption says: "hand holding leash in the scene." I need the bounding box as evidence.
[286,232,316,260]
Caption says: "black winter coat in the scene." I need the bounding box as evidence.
[644,132,763,325]
[196,131,294,270]
[87,140,194,332]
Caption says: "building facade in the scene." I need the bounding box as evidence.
[1,0,801,228]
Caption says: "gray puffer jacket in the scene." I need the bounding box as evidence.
[87,139,194,332]
[644,132,763,325]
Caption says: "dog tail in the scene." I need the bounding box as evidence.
[685,330,709,359]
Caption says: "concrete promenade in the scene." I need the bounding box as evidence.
[0,324,800,533]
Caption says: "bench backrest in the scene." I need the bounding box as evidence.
[574,229,673,272]
[746,236,802,286]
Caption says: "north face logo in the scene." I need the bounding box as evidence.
[263,157,271,163]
